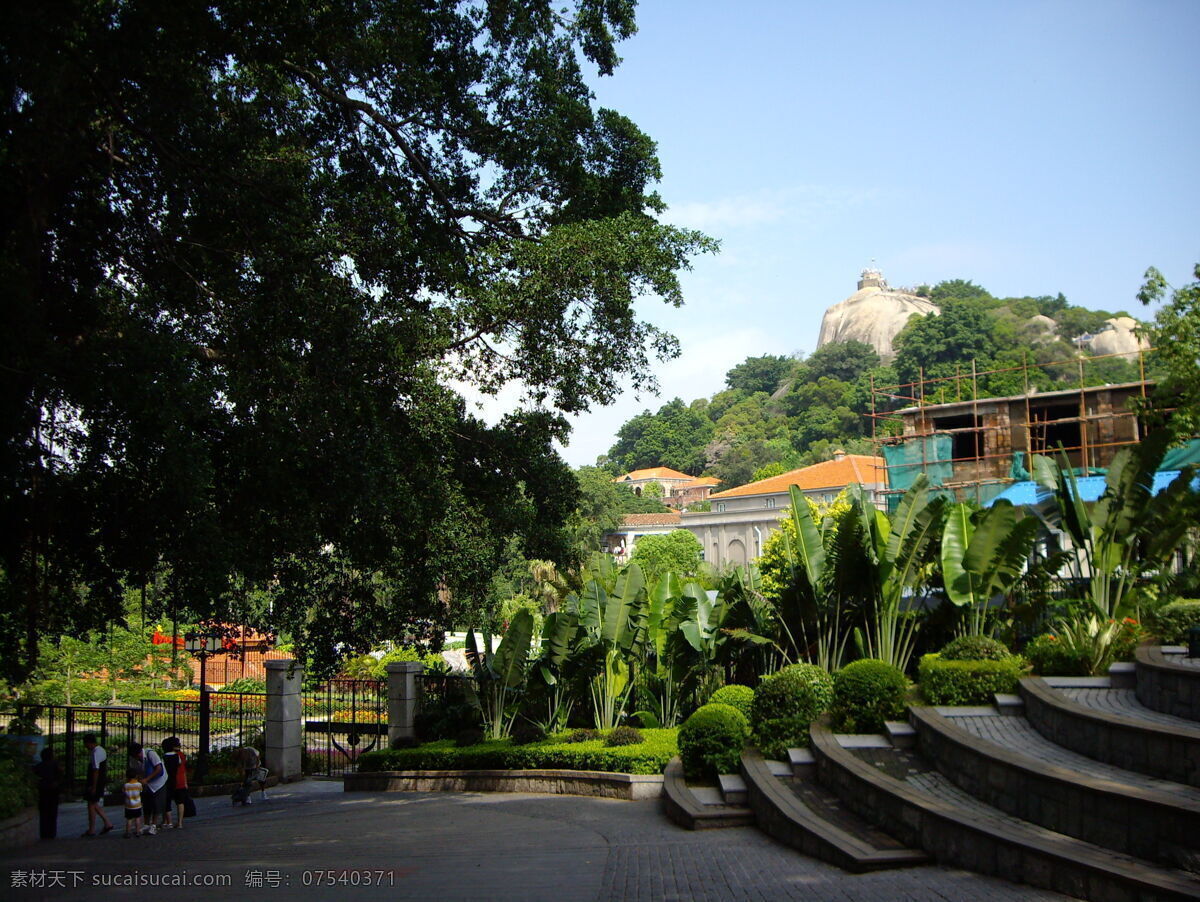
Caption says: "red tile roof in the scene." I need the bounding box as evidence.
[618,512,683,528]
[615,467,696,482]
[709,455,886,499]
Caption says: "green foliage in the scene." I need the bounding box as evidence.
[1150,599,1200,644]
[564,729,603,744]
[222,677,267,694]
[801,340,880,384]
[708,685,755,721]
[830,659,908,733]
[1023,633,1089,677]
[725,355,795,395]
[358,728,679,776]
[0,1,715,682]
[750,663,833,758]
[917,654,1027,705]
[608,398,715,474]
[941,501,1039,636]
[678,703,750,781]
[630,530,704,585]
[1049,615,1140,676]
[604,725,644,747]
[466,609,536,740]
[1139,263,1200,436]
[0,741,38,820]
[938,636,1013,662]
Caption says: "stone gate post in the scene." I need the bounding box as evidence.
[386,662,425,747]
[265,659,303,781]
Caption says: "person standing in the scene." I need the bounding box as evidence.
[80,734,113,837]
[121,767,144,839]
[32,748,60,839]
[161,738,192,829]
[128,742,167,834]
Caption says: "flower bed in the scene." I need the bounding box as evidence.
[356,728,678,776]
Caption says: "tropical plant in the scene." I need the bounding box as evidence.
[528,609,581,734]
[941,501,1040,636]
[465,609,535,741]
[1049,614,1129,676]
[1032,433,1195,619]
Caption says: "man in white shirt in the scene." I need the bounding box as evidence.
[128,742,168,834]
[81,734,114,836]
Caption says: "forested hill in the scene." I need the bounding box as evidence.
[599,278,1154,490]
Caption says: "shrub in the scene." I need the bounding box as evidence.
[564,728,603,744]
[1023,633,1088,676]
[830,659,908,733]
[357,728,679,776]
[678,704,750,782]
[510,721,547,746]
[1050,615,1143,675]
[1150,599,1200,645]
[604,726,644,747]
[223,677,267,694]
[454,727,485,748]
[750,663,833,759]
[708,685,754,721]
[939,635,1012,661]
[918,654,1028,705]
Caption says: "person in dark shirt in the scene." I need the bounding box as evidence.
[33,747,60,839]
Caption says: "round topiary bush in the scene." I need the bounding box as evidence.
[708,684,754,720]
[604,725,644,747]
[678,703,750,782]
[749,663,833,759]
[939,635,1012,661]
[830,659,908,733]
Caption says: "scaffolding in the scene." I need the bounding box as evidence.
[867,348,1163,509]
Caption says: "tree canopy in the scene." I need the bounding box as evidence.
[0,1,715,679]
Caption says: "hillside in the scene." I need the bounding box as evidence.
[601,278,1157,490]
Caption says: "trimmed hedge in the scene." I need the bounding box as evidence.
[1023,633,1088,676]
[357,728,678,775]
[830,659,907,733]
[1151,599,1200,644]
[678,703,750,782]
[918,653,1028,705]
[750,663,833,758]
[939,635,1012,661]
[708,684,754,720]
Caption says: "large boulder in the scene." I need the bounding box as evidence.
[817,269,939,361]
[1087,316,1149,357]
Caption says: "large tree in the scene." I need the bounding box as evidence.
[0,1,713,679]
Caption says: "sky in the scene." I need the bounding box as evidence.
[473,0,1200,468]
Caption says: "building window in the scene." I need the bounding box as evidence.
[933,413,983,462]
[716,502,726,513]
[765,497,776,509]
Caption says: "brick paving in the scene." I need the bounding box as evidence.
[949,713,1200,801]
[1060,686,1199,729]
[1,780,1071,901]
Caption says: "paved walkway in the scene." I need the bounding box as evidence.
[1061,686,1200,729]
[2,780,1069,901]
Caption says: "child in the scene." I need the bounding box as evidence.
[122,767,144,839]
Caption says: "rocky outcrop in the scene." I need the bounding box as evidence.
[817,269,939,361]
[1086,316,1149,357]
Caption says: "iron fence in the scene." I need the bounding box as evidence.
[302,679,386,777]
[10,704,137,798]
[139,691,266,760]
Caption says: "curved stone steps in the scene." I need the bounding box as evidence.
[1136,645,1200,721]
[909,705,1200,871]
[809,721,1200,902]
[1019,675,1200,787]
[661,758,755,830]
[739,747,929,873]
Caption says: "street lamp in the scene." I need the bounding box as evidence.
[184,630,227,783]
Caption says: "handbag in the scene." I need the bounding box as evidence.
[184,795,197,818]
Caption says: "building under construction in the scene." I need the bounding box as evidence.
[868,350,1167,508]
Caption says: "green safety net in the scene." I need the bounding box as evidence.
[1009,451,1030,480]
[1163,438,1200,470]
[882,435,953,491]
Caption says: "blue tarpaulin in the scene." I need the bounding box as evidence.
[985,470,1199,508]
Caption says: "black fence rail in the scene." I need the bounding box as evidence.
[139,692,266,760]
[302,679,386,777]
[10,704,137,799]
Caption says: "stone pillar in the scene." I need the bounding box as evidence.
[265,659,302,781]
[386,662,425,748]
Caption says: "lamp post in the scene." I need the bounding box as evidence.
[184,630,225,784]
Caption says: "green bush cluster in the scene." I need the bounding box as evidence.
[938,635,1012,661]
[830,659,908,733]
[917,653,1028,705]
[604,726,644,747]
[750,663,833,758]
[707,685,754,720]
[1150,599,1200,644]
[0,742,38,820]
[357,728,679,776]
[677,703,750,782]
[1023,633,1089,676]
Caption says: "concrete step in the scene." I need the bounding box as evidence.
[833,733,891,748]
[1108,661,1136,689]
[661,759,755,830]
[993,693,1024,716]
[740,748,929,873]
[1135,645,1200,722]
[718,773,747,805]
[765,758,791,778]
[809,720,1200,901]
[884,721,915,749]
[787,747,815,779]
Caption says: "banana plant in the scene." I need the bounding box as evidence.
[465,608,535,740]
[1033,432,1194,618]
[639,572,683,726]
[569,555,647,729]
[529,609,580,733]
[941,500,1040,636]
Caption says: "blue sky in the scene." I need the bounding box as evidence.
[510,1,1200,467]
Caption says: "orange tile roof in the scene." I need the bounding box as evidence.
[615,467,695,482]
[687,476,722,486]
[709,455,886,499]
[618,512,682,528]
